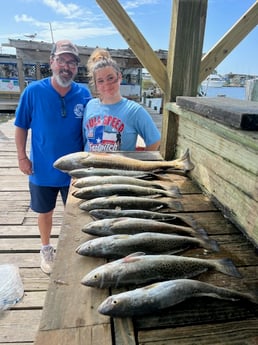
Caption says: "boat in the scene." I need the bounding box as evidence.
[201,74,225,88]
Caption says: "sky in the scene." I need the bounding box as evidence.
[0,0,257,76]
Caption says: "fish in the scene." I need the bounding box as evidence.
[72,184,180,200]
[81,252,241,288]
[73,175,175,191]
[76,232,219,259]
[88,209,198,229]
[98,279,258,317]
[53,149,194,172]
[69,167,169,180]
[79,196,183,212]
[82,217,208,239]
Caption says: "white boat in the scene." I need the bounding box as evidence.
[201,74,225,88]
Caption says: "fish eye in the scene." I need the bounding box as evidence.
[112,299,118,305]
[93,274,98,279]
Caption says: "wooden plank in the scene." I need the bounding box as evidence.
[176,96,258,130]
[11,291,46,309]
[138,320,258,345]
[0,191,30,200]
[35,324,112,345]
[176,135,258,244]
[96,0,167,93]
[0,238,58,252]
[35,194,113,345]
[113,318,136,345]
[166,102,258,151]
[20,268,50,291]
[0,310,42,343]
[0,225,60,237]
[0,253,43,267]
[172,107,258,175]
[200,1,258,82]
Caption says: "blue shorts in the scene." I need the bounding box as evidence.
[29,182,69,213]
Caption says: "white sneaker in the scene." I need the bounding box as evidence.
[40,246,55,274]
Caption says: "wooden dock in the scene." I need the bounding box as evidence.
[0,117,62,344]
[0,105,162,344]
[1,107,258,344]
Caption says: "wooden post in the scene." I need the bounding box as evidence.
[95,0,168,93]
[16,50,25,93]
[160,0,207,159]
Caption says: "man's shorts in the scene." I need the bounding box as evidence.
[29,182,69,213]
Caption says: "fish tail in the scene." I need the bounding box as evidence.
[243,282,258,304]
[215,258,242,278]
[167,200,184,211]
[202,238,220,252]
[167,185,181,197]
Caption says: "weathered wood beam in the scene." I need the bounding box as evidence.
[95,0,168,92]
[160,0,207,160]
[200,1,258,83]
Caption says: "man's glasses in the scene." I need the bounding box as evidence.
[60,97,66,118]
[55,57,78,69]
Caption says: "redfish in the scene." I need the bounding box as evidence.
[54,149,194,172]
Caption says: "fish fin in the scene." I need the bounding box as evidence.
[242,282,258,304]
[123,252,146,262]
[215,258,242,278]
[167,200,184,211]
[202,238,220,252]
[169,185,182,198]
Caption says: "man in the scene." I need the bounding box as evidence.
[15,40,91,274]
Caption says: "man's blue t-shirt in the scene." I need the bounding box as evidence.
[15,78,91,186]
[83,97,160,151]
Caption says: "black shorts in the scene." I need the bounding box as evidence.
[29,182,69,213]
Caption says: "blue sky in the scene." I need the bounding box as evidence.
[0,0,257,75]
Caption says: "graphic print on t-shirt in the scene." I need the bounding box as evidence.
[86,114,124,151]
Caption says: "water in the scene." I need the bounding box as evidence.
[202,86,246,100]
[0,114,14,124]
[142,86,246,113]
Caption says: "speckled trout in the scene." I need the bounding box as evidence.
[72,184,180,200]
[82,217,208,239]
[69,167,169,180]
[98,279,258,317]
[88,209,197,229]
[73,175,174,190]
[54,149,194,172]
[81,253,241,288]
[79,196,183,212]
[76,232,219,259]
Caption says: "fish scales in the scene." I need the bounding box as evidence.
[54,149,194,172]
[88,209,197,228]
[76,232,219,258]
[69,167,166,180]
[98,279,258,317]
[82,217,208,239]
[79,196,183,212]
[73,184,180,200]
[81,253,241,288]
[73,175,174,191]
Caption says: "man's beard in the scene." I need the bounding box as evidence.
[53,70,73,88]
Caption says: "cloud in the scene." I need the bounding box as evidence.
[42,0,83,18]
[14,14,35,23]
[122,0,159,10]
